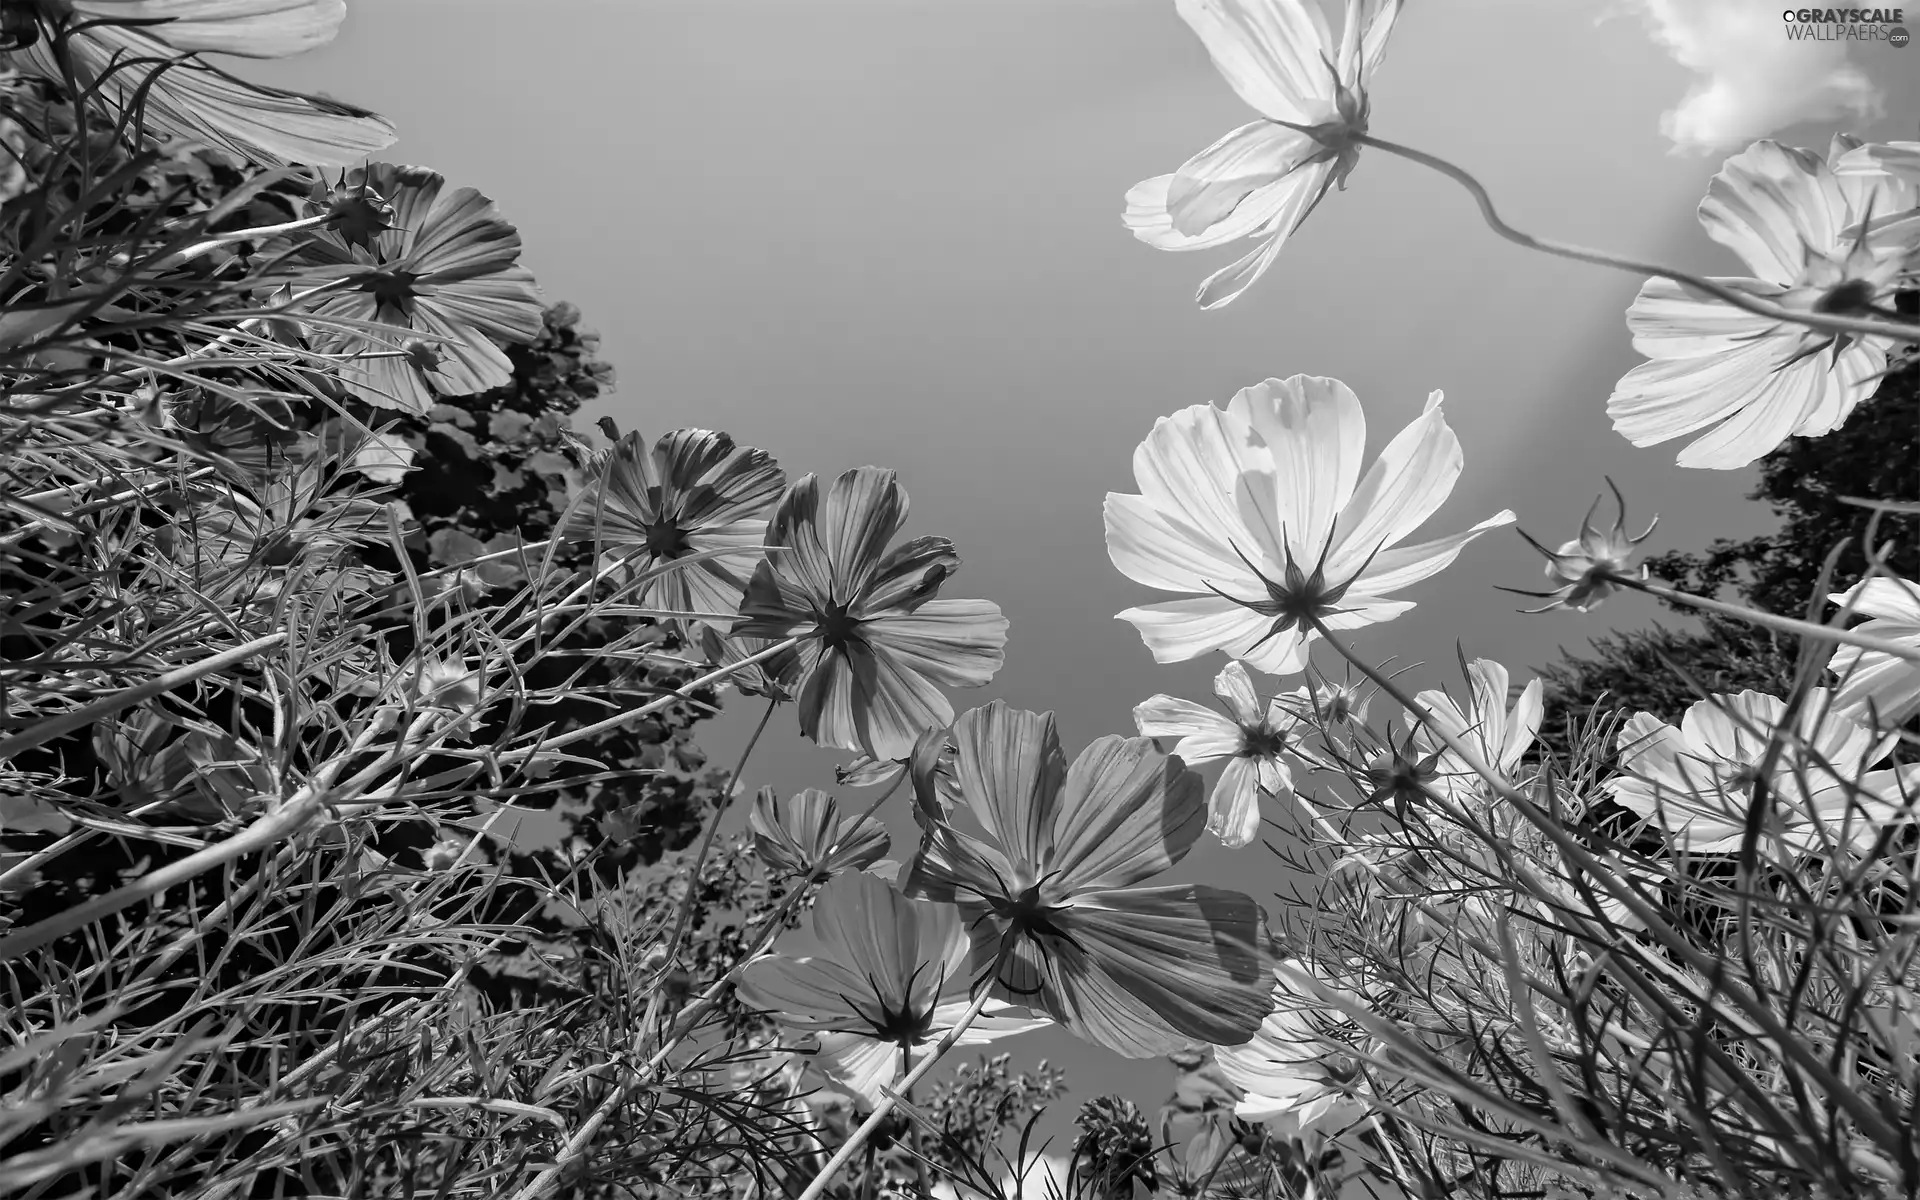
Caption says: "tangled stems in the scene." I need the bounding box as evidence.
[507,772,910,1200]
[1300,614,1910,1162]
[1351,131,1920,347]
[645,696,779,1026]
[497,634,803,760]
[1598,568,1920,665]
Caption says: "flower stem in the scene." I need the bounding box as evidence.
[0,631,288,764]
[506,773,908,1200]
[1604,571,1920,665]
[1300,614,1907,1153]
[499,634,803,758]
[1354,132,1920,346]
[793,988,996,1200]
[647,696,779,1012]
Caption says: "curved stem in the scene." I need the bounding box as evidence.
[1605,571,1920,665]
[793,989,996,1200]
[1355,132,1920,346]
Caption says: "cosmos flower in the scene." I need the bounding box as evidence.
[1409,657,1543,805]
[732,468,1008,760]
[1608,689,1920,855]
[566,429,787,625]
[1309,672,1371,727]
[746,786,891,882]
[1511,480,1659,613]
[9,0,396,167]
[734,872,1047,1104]
[1214,959,1373,1138]
[285,164,545,414]
[1133,659,1314,848]
[903,701,1274,1057]
[1105,375,1514,675]
[1123,0,1404,309]
[1607,137,1920,470]
[1826,576,1920,726]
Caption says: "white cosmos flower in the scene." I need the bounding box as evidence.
[1827,576,1920,726]
[734,872,1048,1105]
[1607,689,1920,856]
[1133,659,1315,848]
[1214,959,1372,1138]
[1104,375,1514,676]
[1607,136,1920,470]
[1123,0,1404,309]
[1410,657,1543,804]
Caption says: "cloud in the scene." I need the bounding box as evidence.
[1622,0,1882,151]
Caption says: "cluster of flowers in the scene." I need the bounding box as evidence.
[11,0,1920,1192]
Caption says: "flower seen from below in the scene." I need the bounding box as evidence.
[1826,576,1920,726]
[1608,689,1920,855]
[1409,657,1543,805]
[734,872,1047,1104]
[566,428,786,625]
[1512,480,1659,613]
[285,163,545,414]
[746,786,890,882]
[1214,959,1373,1138]
[733,467,1008,760]
[1133,659,1315,847]
[1607,136,1920,470]
[1105,375,1514,675]
[1123,0,1404,308]
[9,0,396,166]
[904,700,1275,1057]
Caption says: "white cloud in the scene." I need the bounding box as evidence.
[1621,0,1882,151]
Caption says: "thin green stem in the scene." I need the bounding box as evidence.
[1355,132,1920,346]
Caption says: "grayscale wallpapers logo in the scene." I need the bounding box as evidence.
[1781,7,1911,43]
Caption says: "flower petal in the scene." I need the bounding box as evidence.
[1209,756,1266,848]
[1052,885,1273,1050]
[1225,375,1367,560]
[69,0,346,57]
[1049,734,1207,890]
[21,23,395,167]
[1201,662,1259,733]
[1168,121,1316,238]
[1173,0,1336,123]
[1132,694,1242,764]
[1124,172,1301,252]
[1699,140,1845,285]
[951,701,1068,874]
[1326,392,1461,580]
[1116,596,1278,667]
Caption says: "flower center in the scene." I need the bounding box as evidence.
[1240,724,1288,759]
[359,269,422,307]
[642,520,692,559]
[1813,278,1875,316]
[814,600,864,650]
[995,882,1075,942]
[864,997,936,1047]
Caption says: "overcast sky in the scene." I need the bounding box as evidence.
[252,0,1920,1149]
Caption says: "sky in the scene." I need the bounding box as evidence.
[249,0,1920,1162]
